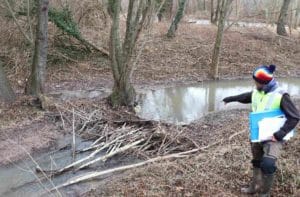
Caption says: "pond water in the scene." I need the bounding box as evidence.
[188,19,300,30]
[188,19,272,27]
[0,136,134,197]
[136,78,300,124]
[0,137,94,197]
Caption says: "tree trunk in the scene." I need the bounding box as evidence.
[109,0,151,107]
[165,0,173,19]
[235,0,239,18]
[293,0,300,28]
[166,0,187,38]
[0,61,15,103]
[210,0,232,79]
[211,0,220,24]
[157,0,173,21]
[26,0,49,96]
[277,0,291,36]
[210,0,214,23]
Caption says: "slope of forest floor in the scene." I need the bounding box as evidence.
[0,22,300,196]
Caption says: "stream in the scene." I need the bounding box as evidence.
[0,137,135,197]
[136,78,300,124]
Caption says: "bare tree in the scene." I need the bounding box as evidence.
[0,60,15,103]
[109,0,152,107]
[210,0,214,23]
[211,0,220,24]
[277,0,291,36]
[3,0,33,45]
[210,0,232,79]
[157,0,173,21]
[25,0,49,96]
[294,0,300,29]
[166,0,187,38]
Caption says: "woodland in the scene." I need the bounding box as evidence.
[0,0,300,196]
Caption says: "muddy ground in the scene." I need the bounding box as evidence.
[0,22,300,196]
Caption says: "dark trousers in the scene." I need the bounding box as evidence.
[251,141,283,174]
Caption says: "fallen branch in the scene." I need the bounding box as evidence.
[51,149,195,191]
[53,50,79,63]
[78,37,109,57]
[229,129,246,141]
[76,142,105,153]
[78,110,100,134]
[38,127,142,175]
[51,140,224,191]
[76,138,144,170]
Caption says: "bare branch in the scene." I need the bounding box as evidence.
[4,0,33,45]
[76,138,144,170]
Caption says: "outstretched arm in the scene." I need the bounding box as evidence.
[223,92,252,104]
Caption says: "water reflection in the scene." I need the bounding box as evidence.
[189,19,273,28]
[137,78,300,124]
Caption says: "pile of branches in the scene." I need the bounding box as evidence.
[40,101,199,192]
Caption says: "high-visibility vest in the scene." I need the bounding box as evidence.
[251,88,283,112]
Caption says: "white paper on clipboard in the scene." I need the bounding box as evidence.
[258,116,294,141]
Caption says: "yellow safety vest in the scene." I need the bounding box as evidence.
[251,89,283,112]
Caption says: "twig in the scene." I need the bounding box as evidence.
[78,37,109,57]
[91,127,106,146]
[229,129,246,141]
[138,134,154,152]
[51,149,192,191]
[54,103,89,120]
[53,50,79,63]
[72,108,76,161]
[157,133,167,155]
[161,128,186,153]
[51,138,225,191]
[76,142,105,153]
[58,110,65,130]
[44,128,142,175]
[50,155,58,169]
[26,0,33,40]
[78,110,99,133]
[76,139,144,170]
[7,139,62,197]
[4,0,33,45]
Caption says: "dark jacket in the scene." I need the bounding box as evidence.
[223,92,300,141]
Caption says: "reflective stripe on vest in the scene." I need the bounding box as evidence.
[251,89,283,112]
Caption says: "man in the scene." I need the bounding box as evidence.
[223,64,299,196]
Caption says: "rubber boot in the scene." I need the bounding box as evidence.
[258,174,274,197]
[241,167,262,194]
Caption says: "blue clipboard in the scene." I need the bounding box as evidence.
[249,109,284,142]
